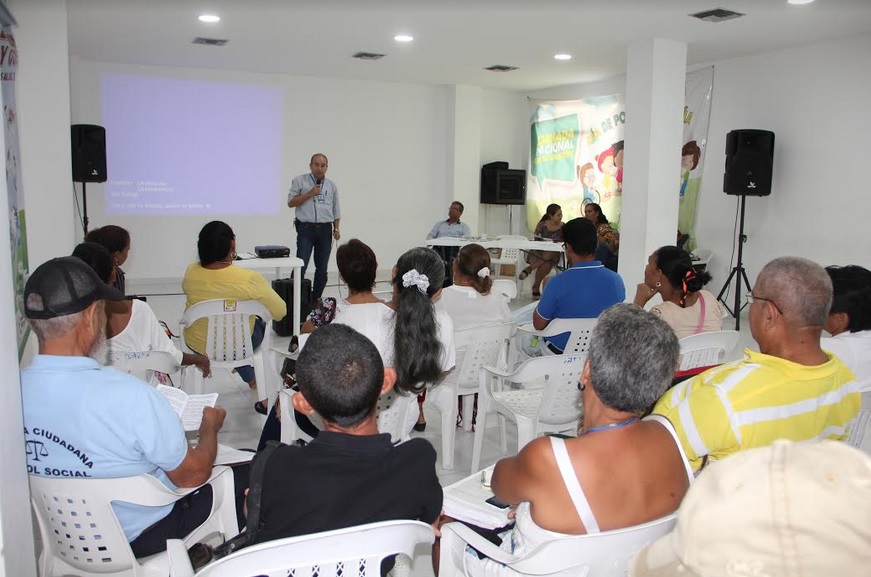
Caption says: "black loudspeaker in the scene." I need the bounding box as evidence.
[481,167,526,205]
[723,129,774,196]
[71,124,107,183]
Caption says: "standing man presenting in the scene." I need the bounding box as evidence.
[288,153,340,301]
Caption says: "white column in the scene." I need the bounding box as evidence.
[618,38,687,295]
[447,85,482,233]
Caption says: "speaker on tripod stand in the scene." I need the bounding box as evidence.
[716,129,775,330]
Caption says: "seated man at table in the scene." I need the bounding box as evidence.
[427,200,472,240]
[252,323,443,546]
[427,201,472,287]
[526,217,625,355]
[20,257,231,558]
[653,256,860,472]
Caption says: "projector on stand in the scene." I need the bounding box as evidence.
[254,245,291,258]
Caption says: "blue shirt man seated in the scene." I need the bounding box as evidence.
[426,201,472,239]
[20,257,229,558]
[530,217,626,353]
[253,324,443,570]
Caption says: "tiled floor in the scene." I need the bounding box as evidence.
[202,292,757,577]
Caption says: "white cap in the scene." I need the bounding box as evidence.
[630,440,871,577]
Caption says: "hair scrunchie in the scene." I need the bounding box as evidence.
[477,267,491,279]
[680,268,698,307]
[402,269,430,295]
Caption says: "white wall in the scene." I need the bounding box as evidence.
[69,60,452,280]
[523,33,871,298]
[695,33,871,289]
[479,89,527,236]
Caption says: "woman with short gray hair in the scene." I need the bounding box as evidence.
[458,304,693,576]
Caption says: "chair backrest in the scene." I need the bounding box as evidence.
[29,473,179,576]
[454,323,515,395]
[492,279,518,300]
[114,350,181,384]
[375,390,417,443]
[536,355,585,426]
[190,520,435,577]
[180,299,271,367]
[538,318,597,356]
[847,391,871,454]
[454,513,676,577]
[677,330,740,371]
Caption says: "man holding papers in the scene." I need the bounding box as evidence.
[20,257,230,558]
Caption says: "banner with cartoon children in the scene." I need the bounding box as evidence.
[527,68,713,250]
[678,67,714,252]
[1,29,30,358]
[527,96,625,232]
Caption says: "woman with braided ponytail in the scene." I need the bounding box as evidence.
[633,245,725,339]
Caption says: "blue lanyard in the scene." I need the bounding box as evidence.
[582,416,638,435]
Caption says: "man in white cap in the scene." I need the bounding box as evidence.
[630,440,871,576]
[653,256,859,471]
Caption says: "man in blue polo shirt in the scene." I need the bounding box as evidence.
[531,217,625,354]
[21,257,230,558]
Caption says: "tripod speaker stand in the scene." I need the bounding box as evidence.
[716,195,752,330]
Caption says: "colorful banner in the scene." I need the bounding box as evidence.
[527,96,626,231]
[678,67,714,252]
[1,29,29,358]
[527,69,713,246]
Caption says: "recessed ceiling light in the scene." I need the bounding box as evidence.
[198,14,220,23]
[554,54,572,61]
[394,34,414,43]
[787,0,814,4]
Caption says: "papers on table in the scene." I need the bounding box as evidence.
[443,466,511,530]
[235,252,258,260]
[157,385,218,431]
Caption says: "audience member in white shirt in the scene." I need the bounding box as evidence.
[821,264,871,394]
[438,243,511,330]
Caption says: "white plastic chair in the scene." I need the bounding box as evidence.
[471,354,585,473]
[515,318,597,359]
[677,330,740,371]
[279,386,418,445]
[428,323,515,469]
[438,513,676,577]
[491,278,518,301]
[179,299,275,409]
[29,466,239,577]
[167,519,435,577]
[847,391,871,455]
[113,350,181,386]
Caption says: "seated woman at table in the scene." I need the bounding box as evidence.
[72,242,210,380]
[454,304,692,576]
[438,243,511,330]
[583,203,619,272]
[182,221,287,414]
[519,204,563,298]
[632,245,725,339]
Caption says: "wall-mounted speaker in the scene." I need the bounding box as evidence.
[723,129,774,196]
[71,124,107,183]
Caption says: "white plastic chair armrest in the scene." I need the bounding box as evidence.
[481,364,514,379]
[443,523,520,566]
[167,538,195,577]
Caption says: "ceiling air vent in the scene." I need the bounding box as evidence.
[192,37,229,46]
[352,52,386,61]
[689,8,744,23]
[485,65,519,72]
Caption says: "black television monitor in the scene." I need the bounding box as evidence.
[481,168,526,205]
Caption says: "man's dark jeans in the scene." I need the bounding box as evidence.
[296,221,332,300]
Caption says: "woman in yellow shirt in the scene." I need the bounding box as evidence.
[182,221,287,413]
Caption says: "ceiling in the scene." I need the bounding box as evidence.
[65,0,871,92]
